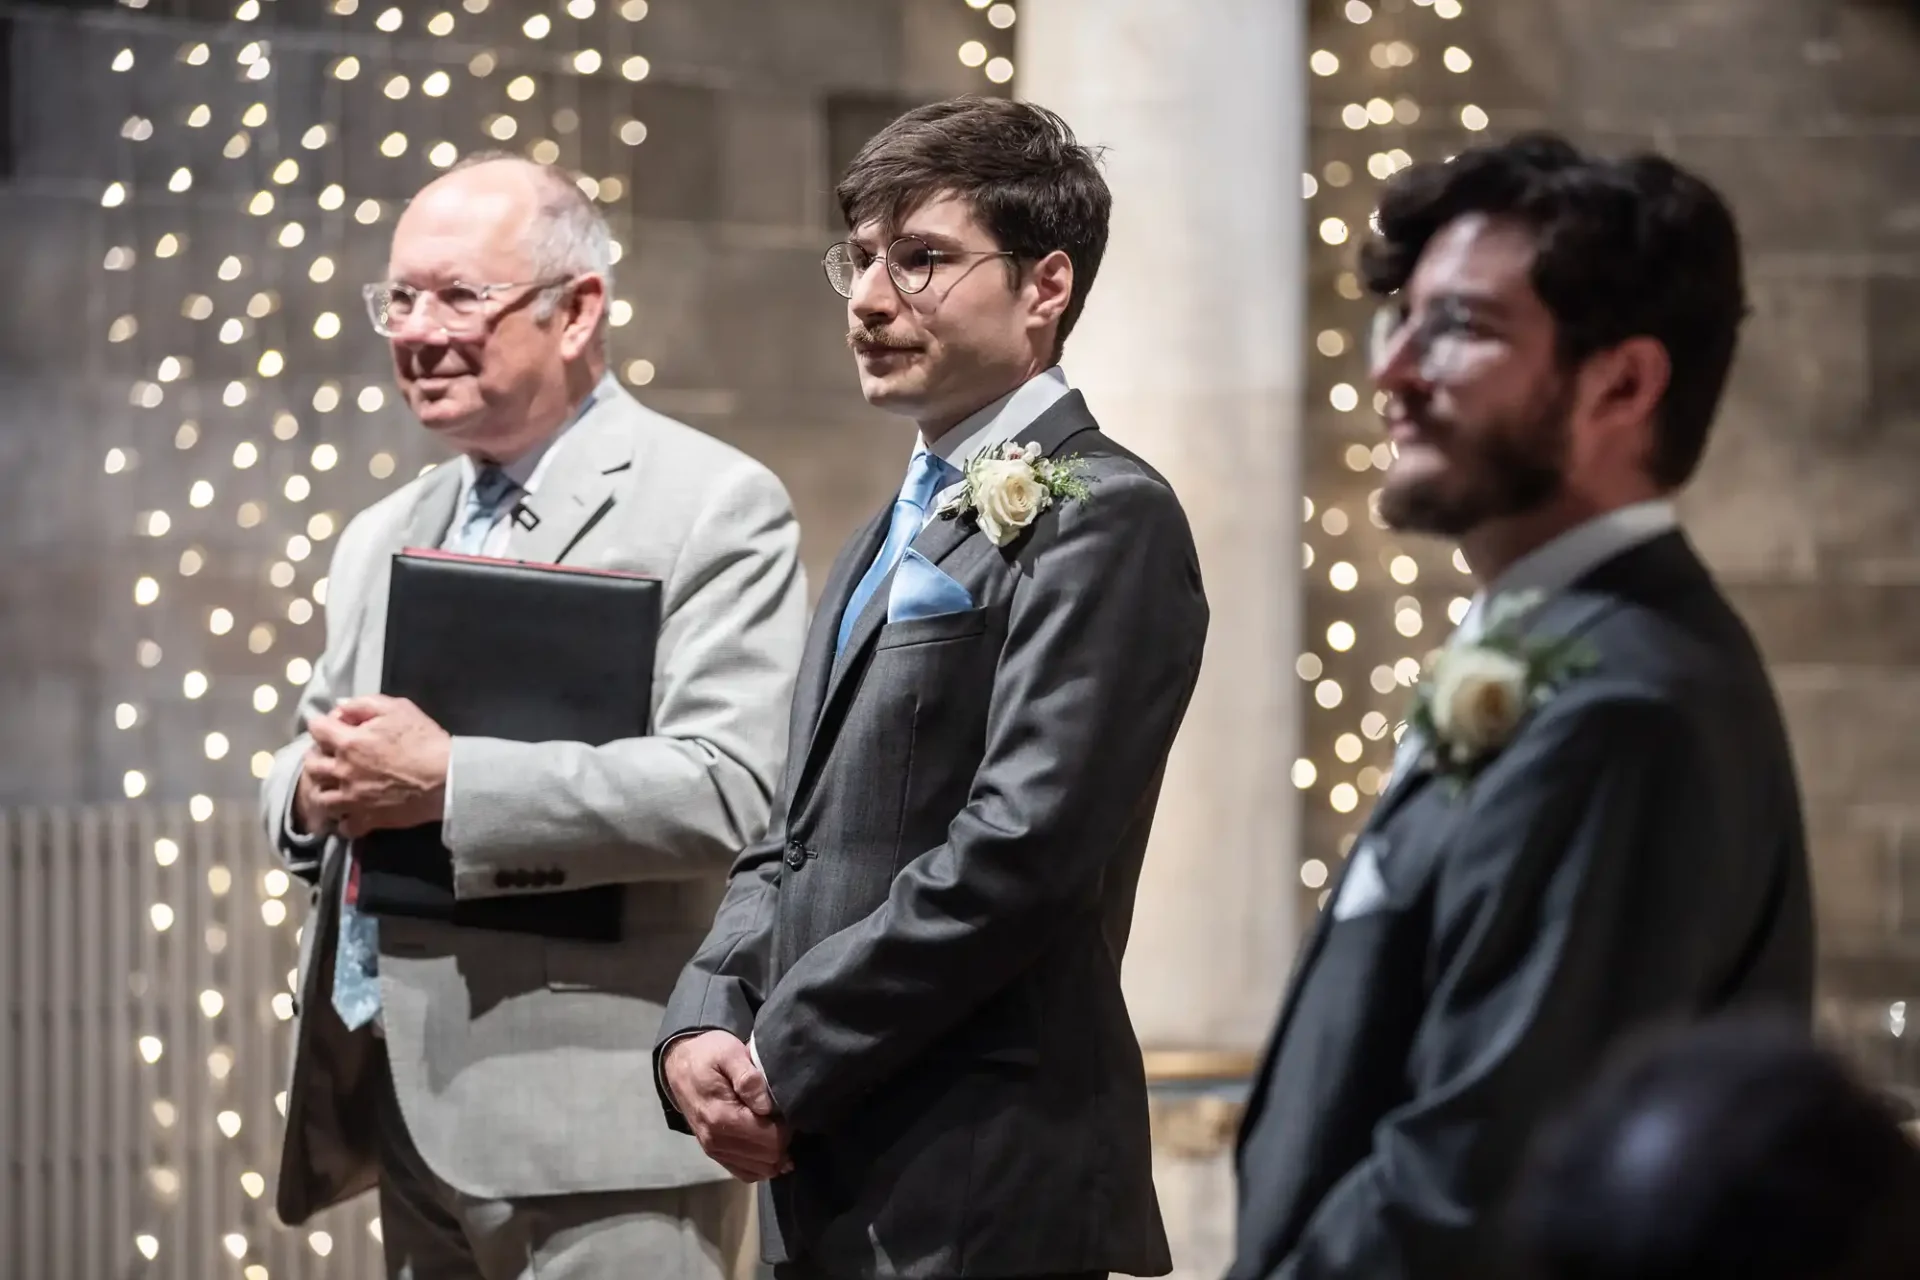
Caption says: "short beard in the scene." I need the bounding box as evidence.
[1380,382,1572,537]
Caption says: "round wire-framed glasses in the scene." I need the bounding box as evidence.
[822,237,1016,297]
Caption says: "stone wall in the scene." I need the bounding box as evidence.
[1300,0,1920,1106]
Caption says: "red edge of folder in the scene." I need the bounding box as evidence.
[397,546,662,583]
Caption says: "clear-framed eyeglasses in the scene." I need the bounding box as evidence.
[361,276,574,338]
[822,236,1016,298]
[1368,295,1481,383]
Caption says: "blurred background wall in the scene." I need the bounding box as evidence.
[1,0,1915,1277]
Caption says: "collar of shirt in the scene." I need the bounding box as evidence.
[918,365,1072,477]
[455,372,612,506]
[1457,499,1679,641]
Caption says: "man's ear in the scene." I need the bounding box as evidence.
[559,274,608,360]
[1585,336,1671,440]
[1024,249,1074,334]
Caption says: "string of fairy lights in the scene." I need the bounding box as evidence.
[102,0,663,1270]
[1293,0,1488,908]
[955,0,1017,84]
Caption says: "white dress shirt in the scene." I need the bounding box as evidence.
[917,365,1072,529]
[1455,499,1679,642]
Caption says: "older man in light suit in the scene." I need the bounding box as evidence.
[260,153,807,1279]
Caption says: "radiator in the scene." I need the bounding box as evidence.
[1,803,377,1279]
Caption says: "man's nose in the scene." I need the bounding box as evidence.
[847,256,900,325]
[1370,321,1423,394]
[389,303,450,345]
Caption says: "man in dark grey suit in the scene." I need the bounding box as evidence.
[655,97,1209,1280]
[1231,134,1815,1280]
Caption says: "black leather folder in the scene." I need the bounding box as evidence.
[352,548,660,942]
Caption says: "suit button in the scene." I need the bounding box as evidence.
[494,871,513,889]
[783,843,806,870]
[546,869,565,886]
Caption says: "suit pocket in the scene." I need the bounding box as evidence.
[874,604,991,650]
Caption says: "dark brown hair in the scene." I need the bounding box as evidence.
[1362,133,1747,489]
[836,96,1111,362]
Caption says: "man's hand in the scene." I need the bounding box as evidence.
[303,696,451,839]
[291,751,335,837]
[664,1030,792,1183]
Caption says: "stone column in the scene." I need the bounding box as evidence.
[1018,0,1304,1065]
[1018,6,1305,1272]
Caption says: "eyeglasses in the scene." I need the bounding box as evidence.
[1369,296,1482,383]
[822,236,1016,298]
[361,276,574,338]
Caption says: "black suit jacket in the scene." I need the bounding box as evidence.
[657,392,1207,1279]
[1230,531,1814,1280]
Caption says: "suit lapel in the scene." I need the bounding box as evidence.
[401,462,463,551]
[505,393,636,566]
[1362,730,1434,833]
[800,507,890,740]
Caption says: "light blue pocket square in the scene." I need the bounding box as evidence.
[887,549,974,624]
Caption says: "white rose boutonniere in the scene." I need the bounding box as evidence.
[938,440,1092,547]
[1407,589,1596,791]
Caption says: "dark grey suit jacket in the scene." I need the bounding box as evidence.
[656,392,1207,1279]
[1230,531,1815,1280]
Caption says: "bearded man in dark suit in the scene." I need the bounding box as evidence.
[1230,133,1815,1280]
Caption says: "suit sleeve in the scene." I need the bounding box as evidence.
[443,463,807,897]
[750,469,1209,1134]
[650,832,785,1129]
[258,510,374,885]
[1268,693,1719,1280]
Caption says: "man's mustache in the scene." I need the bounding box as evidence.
[847,327,917,352]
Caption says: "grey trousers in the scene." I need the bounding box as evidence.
[374,1052,751,1279]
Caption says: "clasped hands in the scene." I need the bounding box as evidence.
[294,695,452,839]
[663,1030,793,1182]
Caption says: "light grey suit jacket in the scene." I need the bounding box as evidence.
[261,381,807,1225]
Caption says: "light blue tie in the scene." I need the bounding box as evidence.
[331,464,519,1031]
[836,447,958,659]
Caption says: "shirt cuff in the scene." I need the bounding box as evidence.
[748,1034,780,1112]
[657,1029,705,1115]
[442,745,459,834]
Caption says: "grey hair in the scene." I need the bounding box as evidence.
[447,150,615,348]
